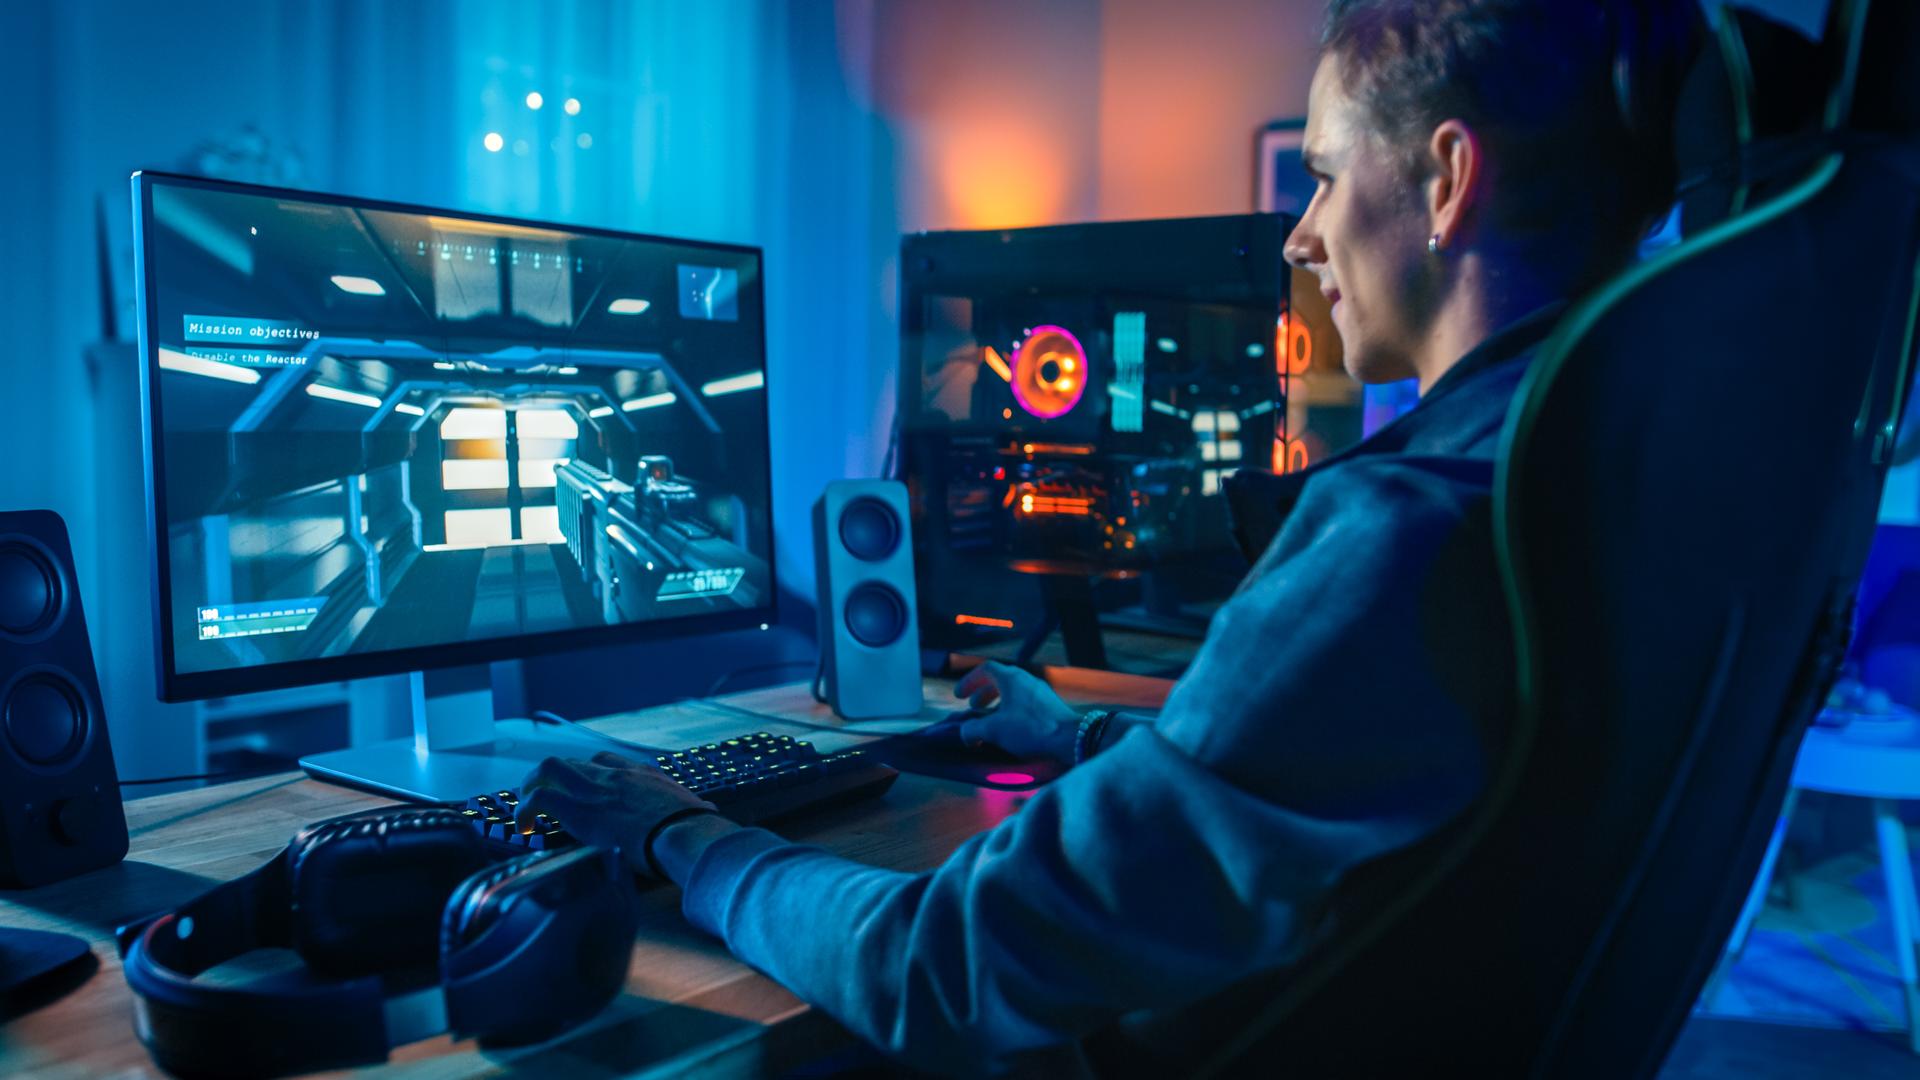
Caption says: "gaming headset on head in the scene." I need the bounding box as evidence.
[115,806,641,1078]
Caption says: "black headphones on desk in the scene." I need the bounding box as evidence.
[115,807,640,1078]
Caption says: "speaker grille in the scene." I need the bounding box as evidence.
[5,673,86,766]
[843,582,908,647]
[838,497,901,562]
[0,542,61,639]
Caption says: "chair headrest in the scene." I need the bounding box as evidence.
[1671,8,1825,234]
[1849,1,1920,135]
[1671,0,1918,236]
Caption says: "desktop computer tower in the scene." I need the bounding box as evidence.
[896,213,1352,661]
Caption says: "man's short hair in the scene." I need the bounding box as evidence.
[1323,0,1701,286]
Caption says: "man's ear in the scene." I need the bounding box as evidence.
[1426,119,1483,250]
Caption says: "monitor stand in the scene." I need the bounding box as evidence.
[299,664,625,803]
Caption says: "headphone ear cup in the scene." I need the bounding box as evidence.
[440,846,640,1046]
[289,808,492,976]
[441,851,544,959]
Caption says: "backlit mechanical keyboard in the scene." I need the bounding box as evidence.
[459,731,898,852]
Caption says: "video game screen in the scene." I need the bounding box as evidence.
[138,176,773,681]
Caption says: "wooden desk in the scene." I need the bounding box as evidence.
[0,671,1170,1079]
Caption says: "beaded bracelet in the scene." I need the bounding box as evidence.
[1073,709,1117,765]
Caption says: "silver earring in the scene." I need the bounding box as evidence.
[1427,233,1442,255]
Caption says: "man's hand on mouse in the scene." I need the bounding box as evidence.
[951,661,1083,765]
[515,751,716,856]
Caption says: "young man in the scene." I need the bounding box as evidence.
[516,2,1699,1072]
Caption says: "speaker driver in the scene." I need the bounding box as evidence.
[0,542,61,639]
[5,673,86,766]
[839,497,901,562]
[843,582,908,648]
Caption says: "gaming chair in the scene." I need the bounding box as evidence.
[1099,1,1920,1075]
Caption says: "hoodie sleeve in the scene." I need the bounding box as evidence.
[678,457,1512,1075]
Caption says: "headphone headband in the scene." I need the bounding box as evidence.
[119,847,397,1076]
[116,807,639,1077]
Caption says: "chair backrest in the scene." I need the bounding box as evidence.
[1506,4,1920,1072]
[1178,1,1920,1074]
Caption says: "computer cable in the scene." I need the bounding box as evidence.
[525,710,673,755]
[527,705,843,755]
[691,696,931,738]
[879,408,903,481]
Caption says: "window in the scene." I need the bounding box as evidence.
[434,407,577,547]
[443,507,514,547]
[1192,409,1241,498]
[440,407,507,440]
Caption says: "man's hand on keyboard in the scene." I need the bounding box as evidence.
[952,661,1082,765]
[515,751,715,851]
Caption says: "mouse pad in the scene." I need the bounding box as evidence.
[866,730,1065,791]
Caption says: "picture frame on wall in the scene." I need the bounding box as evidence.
[1255,119,1314,216]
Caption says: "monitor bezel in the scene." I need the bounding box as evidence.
[133,170,778,703]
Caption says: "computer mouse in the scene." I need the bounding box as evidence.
[915,712,981,748]
[871,711,1061,790]
[907,711,1026,762]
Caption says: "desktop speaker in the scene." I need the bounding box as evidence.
[0,510,128,887]
[813,481,923,719]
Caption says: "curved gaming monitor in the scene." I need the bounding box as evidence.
[133,173,773,795]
